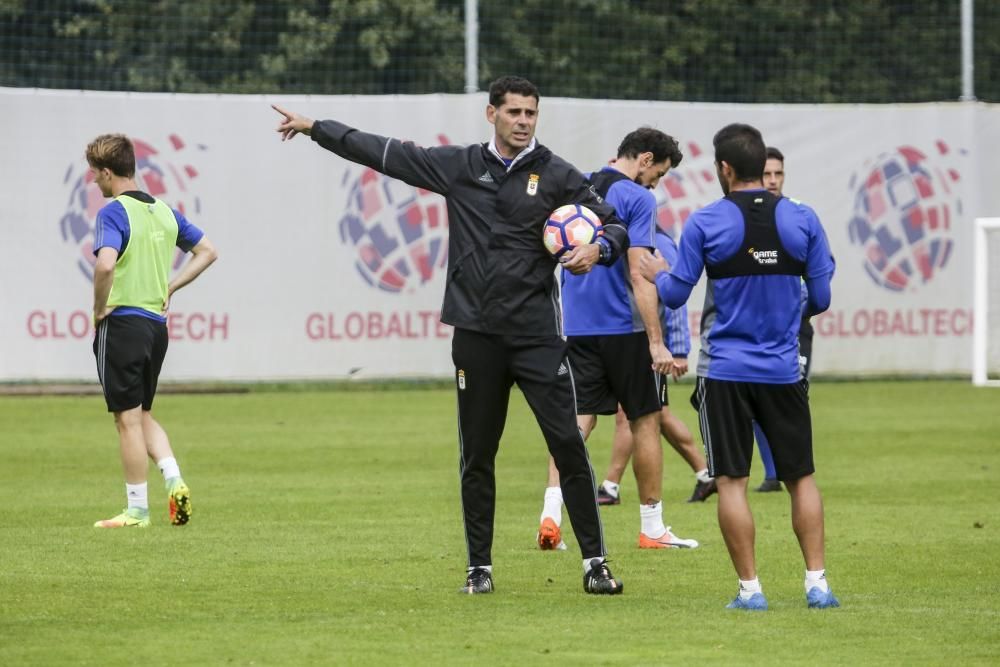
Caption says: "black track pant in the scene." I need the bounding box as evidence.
[452,328,606,567]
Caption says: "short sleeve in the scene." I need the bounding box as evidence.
[93,201,128,256]
[173,209,205,252]
[626,189,657,249]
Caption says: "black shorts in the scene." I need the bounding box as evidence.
[799,316,814,379]
[694,376,814,481]
[568,332,664,420]
[93,315,168,413]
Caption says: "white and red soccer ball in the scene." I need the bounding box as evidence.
[543,204,603,258]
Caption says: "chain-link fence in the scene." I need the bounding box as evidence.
[1,0,997,102]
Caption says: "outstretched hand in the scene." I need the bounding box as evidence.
[272,104,315,141]
[637,249,670,283]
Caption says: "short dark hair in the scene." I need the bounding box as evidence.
[616,127,683,167]
[85,133,136,178]
[766,146,784,162]
[713,123,766,182]
[488,76,540,108]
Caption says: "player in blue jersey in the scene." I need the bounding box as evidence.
[87,133,218,529]
[639,123,840,610]
[755,147,818,493]
[597,226,716,506]
[537,128,700,552]
[753,146,788,492]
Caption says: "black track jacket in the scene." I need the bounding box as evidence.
[312,120,628,336]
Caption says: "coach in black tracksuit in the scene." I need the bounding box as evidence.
[273,76,628,595]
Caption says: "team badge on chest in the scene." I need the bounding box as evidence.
[526,174,540,196]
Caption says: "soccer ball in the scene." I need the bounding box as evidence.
[543,204,603,258]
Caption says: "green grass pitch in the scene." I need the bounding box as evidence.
[1,380,998,664]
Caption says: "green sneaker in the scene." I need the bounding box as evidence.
[94,507,150,528]
[167,479,192,526]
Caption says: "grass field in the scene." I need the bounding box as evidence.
[1,380,998,665]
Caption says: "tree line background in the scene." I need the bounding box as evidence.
[1,0,997,103]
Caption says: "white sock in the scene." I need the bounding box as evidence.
[805,569,829,593]
[739,577,762,600]
[600,480,620,497]
[695,469,712,483]
[468,565,492,573]
[640,501,666,538]
[125,482,148,512]
[583,557,605,573]
[157,456,181,482]
[541,486,563,525]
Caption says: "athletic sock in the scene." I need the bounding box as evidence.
[805,569,830,593]
[125,482,148,512]
[600,480,620,498]
[157,456,181,483]
[695,469,712,483]
[639,500,666,538]
[541,486,563,525]
[468,565,492,574]
[739,577,762,600]
[583,557,605,573]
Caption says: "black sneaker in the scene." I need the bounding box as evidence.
[597,487,620,506]
[460,567,494,594]
[755,479,783,493]
[583,558,623,595]
[687,478,717,503]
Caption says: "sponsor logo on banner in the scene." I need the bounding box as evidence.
[847,142,964,292]
[48,134,227,342]
[653,141,717,237]
[337,135,450,294]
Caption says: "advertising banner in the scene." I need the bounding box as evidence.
[1,88,996,380]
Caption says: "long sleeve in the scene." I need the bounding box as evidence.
[655,232,691,356]
[311,120,463,195]
[664,302,691,357]
[805,274,832,316]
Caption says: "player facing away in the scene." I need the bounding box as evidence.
[596,226,716,507]
[638,123,840,610]
[273,76,629,595]
[88,134,218,528]
[536,128,699,553]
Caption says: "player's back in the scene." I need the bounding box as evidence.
[689,193,825,383]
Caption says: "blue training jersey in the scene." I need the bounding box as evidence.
[562,168,656,335]
[93,192,205,322]
[655,230,691,357]
[655,191,835,383]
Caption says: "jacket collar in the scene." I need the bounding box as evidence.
[487,137,538,171]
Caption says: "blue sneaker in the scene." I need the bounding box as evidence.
[726,592,768,611]
[807,587,840,608]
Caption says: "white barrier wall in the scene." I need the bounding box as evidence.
[2,88,997,380]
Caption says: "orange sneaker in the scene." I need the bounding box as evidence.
[638,527,699,549]
[537,517,565,550]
